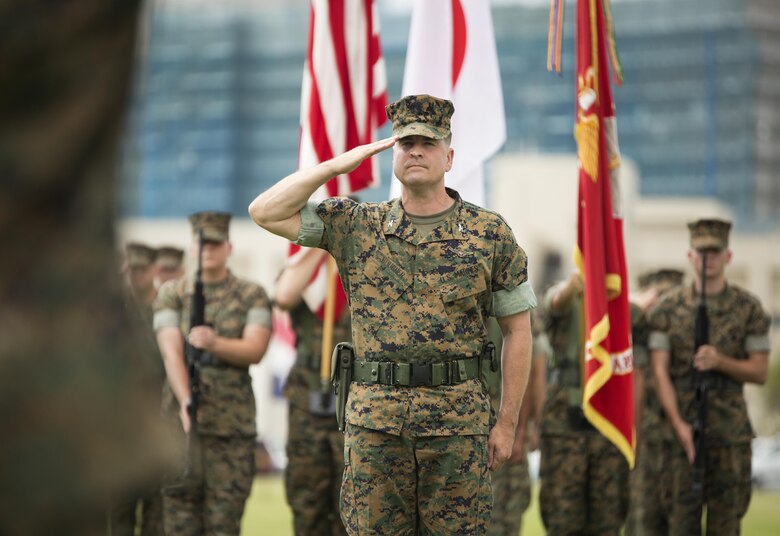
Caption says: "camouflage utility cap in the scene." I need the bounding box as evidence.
[156,246,184,269]
[125,242,157,268]
[189,211,231,242]
[687,218,731,250]
[386,94,454,140]
[638,268,684,293]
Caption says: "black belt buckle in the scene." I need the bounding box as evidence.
[409,363,432,387]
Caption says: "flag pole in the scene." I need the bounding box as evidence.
[319,255,337,388]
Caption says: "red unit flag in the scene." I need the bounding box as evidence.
[574,0,635,467]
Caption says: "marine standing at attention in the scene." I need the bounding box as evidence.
[249,94,536,535]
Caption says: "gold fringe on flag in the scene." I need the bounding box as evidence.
[546,0,565,73]
[602,0,624,84]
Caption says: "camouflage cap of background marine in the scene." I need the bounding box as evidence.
[125,242,157,269]
[687,218,732,250]
[385,94,454,139]
[188,211,231,242]
[638,268,685,293]
[155,246,185,269]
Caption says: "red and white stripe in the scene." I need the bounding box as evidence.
[292,0,388,319]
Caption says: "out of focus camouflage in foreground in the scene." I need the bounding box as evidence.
[0,1,176,534]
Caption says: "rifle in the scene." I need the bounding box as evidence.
[184,230,206,478]
[691,251,709,497]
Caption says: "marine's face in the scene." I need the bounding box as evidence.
[688,247,731,280]
[129,265,155,293]
[392,135,453,188]
[197,240,231,271]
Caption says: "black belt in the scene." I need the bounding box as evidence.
[352,356,481,387]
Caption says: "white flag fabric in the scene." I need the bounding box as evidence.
[292,0,388,319]
[391,0,506,206]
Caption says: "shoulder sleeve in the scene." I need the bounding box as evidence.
[533,332,552,359]
[153,280,182,331]
[647,297,672,351]
[490,216,528,293]
[296,197,360,264]
[492,281,537,317]
[295,202,326,248]
[245,283,273,329]
[744,292,771,353]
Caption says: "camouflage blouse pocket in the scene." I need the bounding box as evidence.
[440,265,487,311]
[359,254,413,301]
[439,265,487,339]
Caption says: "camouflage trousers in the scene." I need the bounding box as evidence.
[539,432,629,535]
[340,424,492,535]
[162,434,255,536]
[285,403,347,536]
[662,441,751,535]
[625,436,669,536]
[487,453,530,536]
[110,490,164,536]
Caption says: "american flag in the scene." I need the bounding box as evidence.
[290,0,388,320]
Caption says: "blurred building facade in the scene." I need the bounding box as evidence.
[121,0,780,229]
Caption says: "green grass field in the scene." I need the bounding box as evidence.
[240,475,780,535]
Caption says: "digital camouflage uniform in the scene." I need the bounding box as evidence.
[485,315,547,536]
[537,288,633,535]
[296,118,535,536]
[648,283,770,535]
[0,2,178,534]
[285,302,351,536]
[154,250,272,536]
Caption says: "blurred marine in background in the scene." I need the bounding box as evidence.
[275,248,350,536]
[156,245,186,288]
[111,242,168,536]
[625,268,684,536]
[648,219,771,534]
[537,271,638,535]
[154,211,273,535]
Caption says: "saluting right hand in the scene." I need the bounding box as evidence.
[328,136,398,176]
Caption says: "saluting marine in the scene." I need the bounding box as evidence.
[250,94,536,535]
